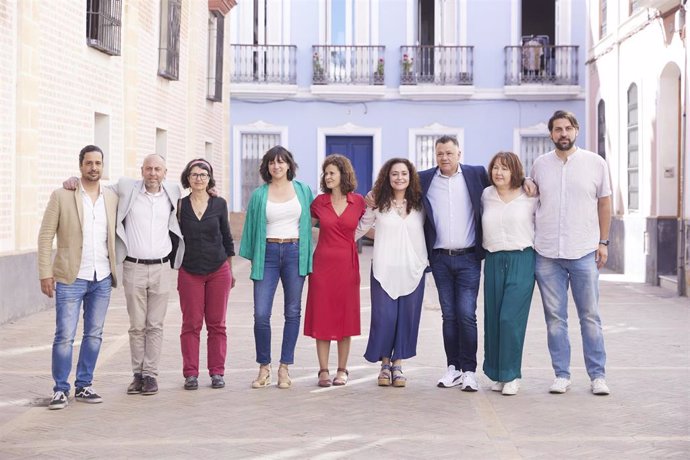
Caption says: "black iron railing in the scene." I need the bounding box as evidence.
[86,0,122,56]
[230,44,297,84]
[399,45,473,85]
[312,45,386,85]
[504,45,578,85]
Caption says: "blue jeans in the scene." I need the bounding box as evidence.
[535,252,607,380]
[430,252,481,372]
[52,275,112,393]
[253,242,305,365]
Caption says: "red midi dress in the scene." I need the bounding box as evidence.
[304,192,366,340]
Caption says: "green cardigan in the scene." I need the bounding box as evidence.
[239,180,314,280]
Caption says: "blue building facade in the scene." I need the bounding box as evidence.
[228,0,586,211]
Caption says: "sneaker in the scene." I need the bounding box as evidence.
[460,371,479,392]
[141,376,158,395]
[74,386,103,404]
[549,377,572,394]
[591,378,610,395]
[491,381,504,392]
[437,365,463,388]
[502,379,520,396]
[211,375,225,389]
[127,373,143,394]
[184,376,198,390]
[48,391,68,410]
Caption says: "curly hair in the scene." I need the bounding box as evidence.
[180,158,216,191]
[259,146,298,183]
[319,154,357,194]
[372,158,423,213]
[487,151,524,189]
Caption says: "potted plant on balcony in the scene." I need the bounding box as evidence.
[313,52,326,84]
[373,58,384,85]
[401,53,415,84]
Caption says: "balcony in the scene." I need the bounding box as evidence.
[229,44,297,99]
[310,45,386,100]
[398,45,474,100]
[504,45,581,100]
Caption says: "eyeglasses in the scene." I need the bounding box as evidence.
[189,173,210,180]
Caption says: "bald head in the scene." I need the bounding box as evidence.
[141,154,167,192]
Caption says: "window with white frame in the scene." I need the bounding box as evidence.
[410,127,464,171]
[159,0,181,80]
[240,133,281,209]
[520,135,552,176]
[627,84,639,211]
[207,12,224,101]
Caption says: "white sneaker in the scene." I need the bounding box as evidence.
[549,377,571,394]
[501,379,520,396]
[591,378,610,395]
[437,365,462,388]
[460,371,478,392]
[491,381,504,392]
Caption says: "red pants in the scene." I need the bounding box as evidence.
[178,262,232,377]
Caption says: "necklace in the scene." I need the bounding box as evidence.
[392,198,407,216]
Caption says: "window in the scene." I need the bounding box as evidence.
[600,0,607,38]
[94,113,110,180]
[627,84,639,211]
[86,0,122,55]
[520,135,552,176]
[156,128,167,159]
[205,142,213,160]
[240,133,281,209]
[414,135,438,171]
[207,12,224,101]
[159,0,182,80]
[597,99,606,159]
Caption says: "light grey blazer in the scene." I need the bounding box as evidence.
[112,178,184,269]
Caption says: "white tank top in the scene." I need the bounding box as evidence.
[266,195,300,238]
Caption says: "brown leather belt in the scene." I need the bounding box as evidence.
[266,238,299,244]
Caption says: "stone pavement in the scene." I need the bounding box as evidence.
[0,246,688,459]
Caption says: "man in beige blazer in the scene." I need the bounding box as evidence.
[38,145,118,410]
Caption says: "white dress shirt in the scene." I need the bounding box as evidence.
[426,168,475,249]
[531,148,612,259]
[481,187,537,253]
[124,183,173,259]
[77,181,111,281]
[357,206,428,299]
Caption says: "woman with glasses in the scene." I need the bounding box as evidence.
[177,158,235,390]
[239,146,314,389]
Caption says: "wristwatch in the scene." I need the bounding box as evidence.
[599,239,610,246]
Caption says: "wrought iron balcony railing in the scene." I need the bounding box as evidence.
[399,45,474,85]
[312,45,386,85]
[504,45,578,85]
[230,44,297,84]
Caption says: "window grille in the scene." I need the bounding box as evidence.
[240,133,281,210]
[86,0,122,56]
[627,85,639,210]
[159,0,181,80]
[207,12,224,101]
[414,135,438,171]
[520,136,552,176]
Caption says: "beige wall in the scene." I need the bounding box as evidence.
[0,0,232,255]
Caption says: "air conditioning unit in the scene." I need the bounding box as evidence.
[638,0,683,14]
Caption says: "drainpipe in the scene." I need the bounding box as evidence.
[679,1,688,296]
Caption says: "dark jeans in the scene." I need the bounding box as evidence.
[430,252,481,372]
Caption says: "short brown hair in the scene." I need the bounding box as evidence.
[180,158,216,191]
[320,154,357,194]
[487,151,524,189]
[548,110,580,132]
[259,146,298,183]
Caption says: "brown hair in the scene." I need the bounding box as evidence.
[259,146,298,183]
[487,151,524,189]
[180,158,216,191]
[320,154,357,194]
[372,158,423,213]
[548,110,580,132]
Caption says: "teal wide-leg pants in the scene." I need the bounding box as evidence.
[482,248,535,382]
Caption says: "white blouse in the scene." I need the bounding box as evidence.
[357,206,428,299]
[266,195,300,239]
[481,187,537,253]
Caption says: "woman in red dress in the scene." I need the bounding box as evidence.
[304,154,366,387]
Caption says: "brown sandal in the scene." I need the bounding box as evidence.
[317,369,331,387]
[332,368,349,386]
